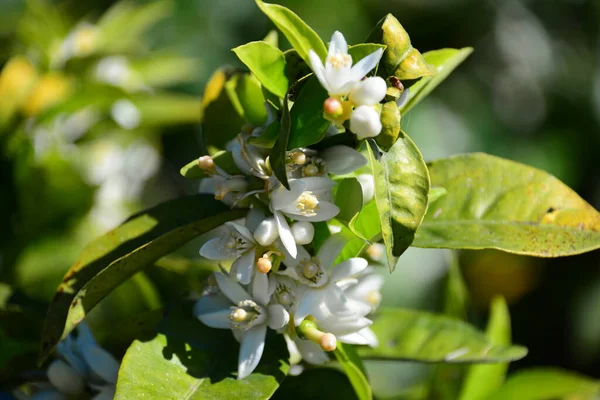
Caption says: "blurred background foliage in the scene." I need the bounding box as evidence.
[0,0,598,396]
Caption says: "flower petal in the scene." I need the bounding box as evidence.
[349,48,384,81]
[91,386,116,400]
[230,250,255,285]
[30,390,68,400]
[294,337,329,364]
[308,50,329,92]
[254,216,279,246]
[300,176,337,193]
[274,210,297,258]
[193,294,231,316]
[349,76,387,106]
[46,360,86,395]
[336,331,372,345]
[197,309,232,329]
[245,207,266,232]
[227,221,255,243]
[358,327,379,347]
[331,258,368,282]
[319,316,372,336]
[214,272,251,304]
[251,271,270,306]
[290,201,340,222]
[321,146,367,175]
[199,237,232,260]
[294,289,324,326]
[318,233,348,269]
[238,324,267,379]
[267,304,290,330]
[271,179,305,211]
[345,274,384,299]
[81,346,120,384]
[328,31,348,56]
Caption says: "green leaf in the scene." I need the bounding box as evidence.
[270,91,291,189]
[366,134,430,272]
[487,368,600,400]
[115,302,289,399]
[336,201,383,264]
[255,0,327,65]
[200,68,246,154]
[334,342,372,400]
[413,153,600,256]
[233,41,289,99]
[233,74,268,126]
[442,255,469,320]
[335,178,363,226]
[287,76,330,149]
[348,44,387,75]
[358,308,527,363]
[401,47,473,114]
[275,368,357,399]
[283,49,312,84]
[180,151,240,179]
[429,186,447,203]
[375,101,401,151]
[39,195,246,363]
[248,120,280,149]
[458,297,511,400]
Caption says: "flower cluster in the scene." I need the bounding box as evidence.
[310,32,387,139]
[194,31,386,380]
[20,324,120,400]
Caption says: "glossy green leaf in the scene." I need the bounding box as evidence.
[413,153,600,256]
[271,91,291,189]
[255,0,327,65]
[487,368,600,400]
[233,74,268,126]
[336,201,382,264]
[366,134,430,272]
[39,195,246,362]
[459,297,511,400]
[358,308,527,363]
[288,76,330,149]
[180,151,240,179]
[335,178,363,226]
[200,68,246,154]
[248,120,280,149]
[115,302,289,399]
[401,47,473,114]
[233,41,289,99]
[283,49,311,84]
[334,342,372,400]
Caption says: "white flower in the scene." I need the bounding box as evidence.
[269,177,340,258]
[349,77,387,106]
[231,133,270,179]
[350,105,382,138]
[309,31,383,96]
[194,272,289,379]
[278,235,374,346]
[45,323,119,398]
[342,268,384,313]
[199,175,249,206]
[290,221,315,245]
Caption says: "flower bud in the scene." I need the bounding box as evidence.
[291,221,314,245]
[356,174,375,204]
[47,360,86,395]
[302,163,319,177]
[198,155,215,172]
[290,151,306,165]
[350,105,382,139]
[323,97,344,118]
[349,77,387,106]
[254,217,279,246]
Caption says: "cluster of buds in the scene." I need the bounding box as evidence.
[310,32,388,139]
[194,30,387,379]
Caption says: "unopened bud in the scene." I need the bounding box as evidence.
[319,333,337,352]
[367,290,382,307]
[323,97,344,118]
[256,256,272,274]
[290,151,306,165]
[366,243,384,260]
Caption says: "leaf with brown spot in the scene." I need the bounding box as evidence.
[413,153,600,256]
[39,195,246,364]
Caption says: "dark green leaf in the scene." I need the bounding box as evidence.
[283,49,312,85]
[335,178,363,226]
[271,91,291,189]
[413,153,600,256]
[459,297,510,400]
[115,302,289,399]
[401,47,473,114]
[255,0,327,65]
[233,41,289,99]
[274,368,357,400]
[358,308,527,363]
[248,121,280,149]
[288,76,330,149]
[39,195,246,362]
[334,342,372,400]
[487,368,600,400]
[366,134,430,272]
